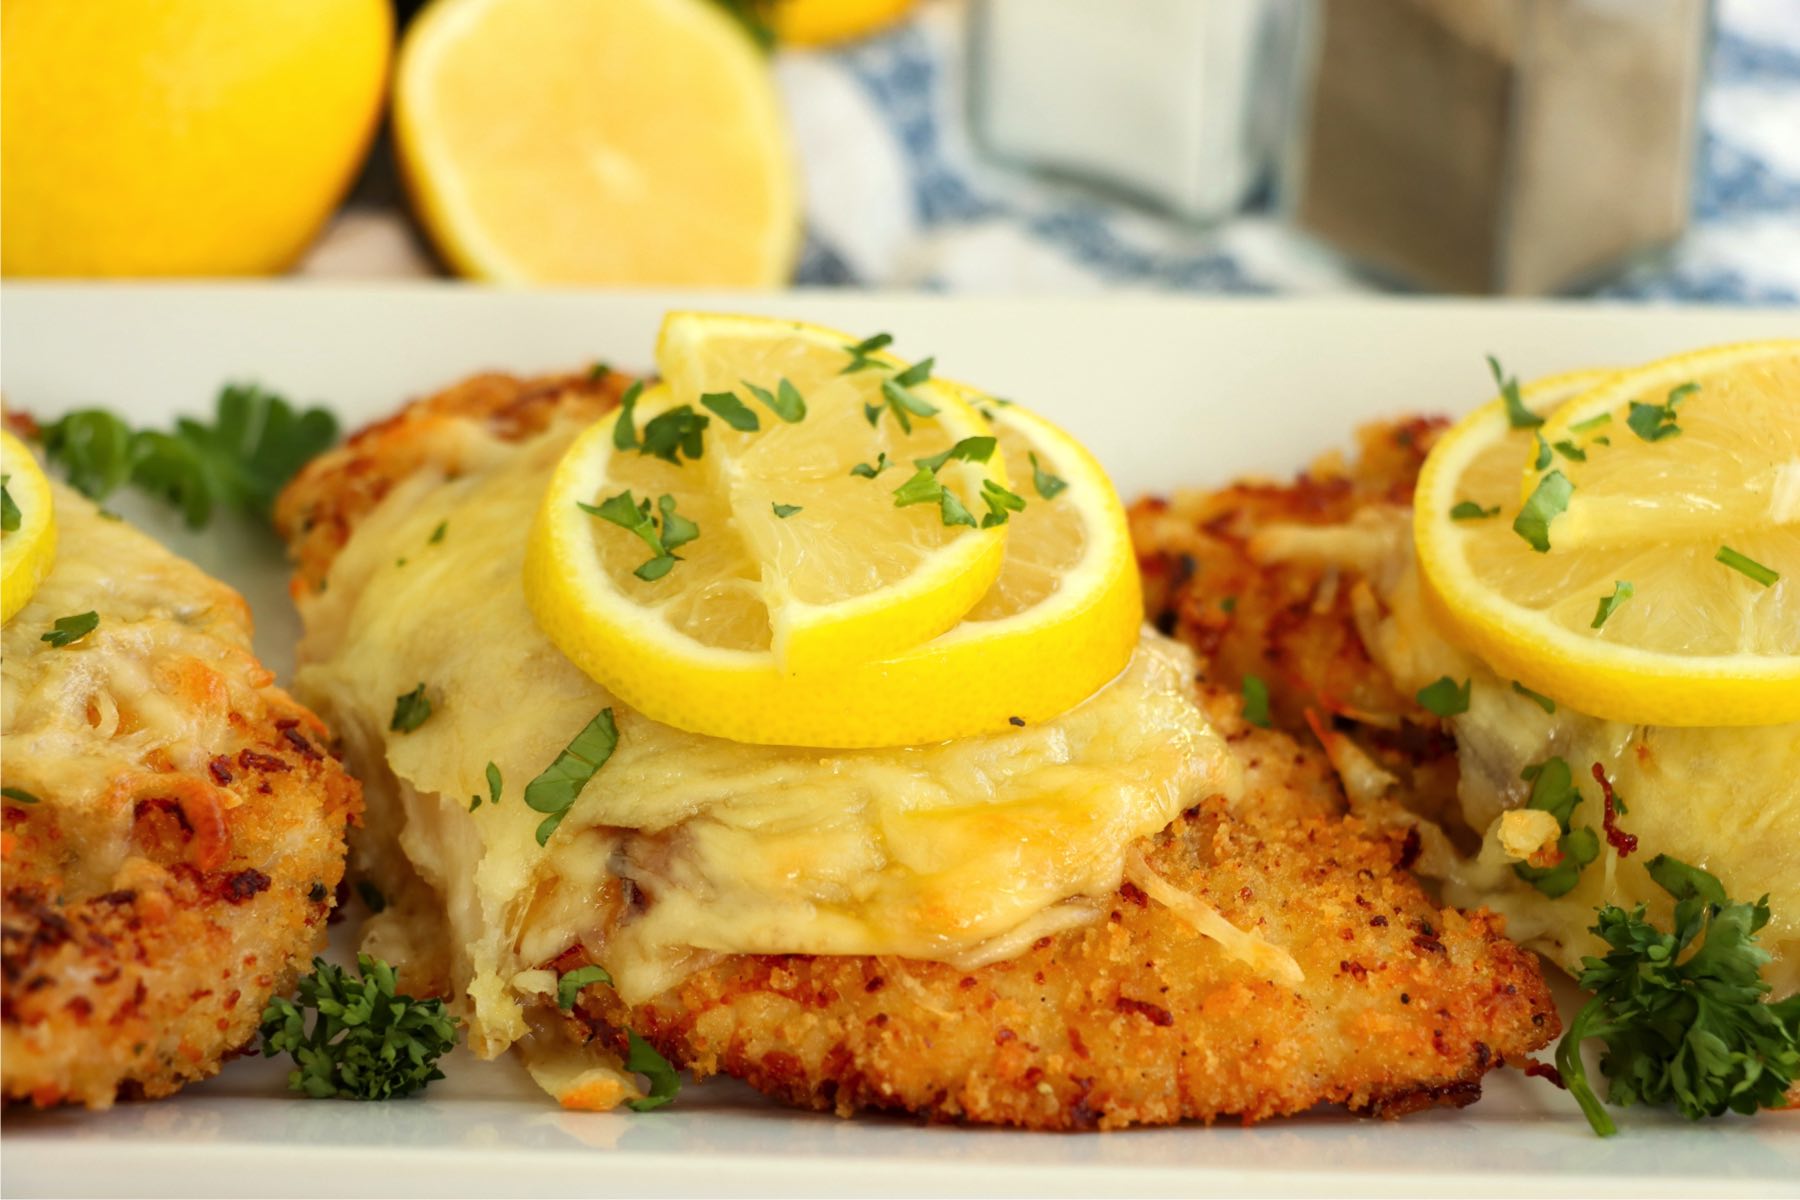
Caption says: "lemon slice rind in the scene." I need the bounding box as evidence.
[1,430,58,626]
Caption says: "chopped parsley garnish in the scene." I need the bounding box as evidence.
[39,384,338,528]
[524,708,619,846]
[1512,757,1599,898]
[2,786,40,805]
[40,611,99,648]
[556,964,615,1011]
[979,479,1026,528]
[772,502,802,518]
[849,452,892,479]
[1715,545,1779,588]
[700,391,761,432]
[623,1031,682,1112]
[260,953,459,1101]
[612,380,645,451]
[1,475,18,533]
[1511,680,1556,714]
[1416,675,1471,717]
[742,378,806,423]
[1554,854,1800,1136]
[1487,355,1541,429]
[1591,580,1634,628]
[1450,500,1500,521]
[470,761,502,812]
[429,520,447,545]
[638,405,710,465]
[389,684,432,733]
[1513,469,1573,552]
[581,490,698,581]
[914,436,996,472]
[588,361,611,383]
[1028,453,1069,500]
[870,358,940,433]
[1569,412,1612,434]
[840,332,894,375]
[1241,674,1271,728]
[1626,381,1697,443]
[1532,433,1553,472]
[356,880,387,914]
[1552,440,1587,463]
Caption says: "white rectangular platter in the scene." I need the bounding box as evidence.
[3,284,1798,1199]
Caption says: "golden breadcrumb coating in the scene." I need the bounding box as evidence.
[3,480,361,1109]
[277,374,1555,1128]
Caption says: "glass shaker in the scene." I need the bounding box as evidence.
[968,0,1306,224]
[1282,0,1713,294]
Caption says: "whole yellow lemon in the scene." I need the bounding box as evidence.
[2,0,391,277]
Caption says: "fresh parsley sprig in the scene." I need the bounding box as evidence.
[260,953,460,1101]
[39,384,338,529]
[1555,855,1800,1136]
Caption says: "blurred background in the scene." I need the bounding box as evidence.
[3,0,1796,301]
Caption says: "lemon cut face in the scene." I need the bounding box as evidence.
[525,314,1142,748]
[1415,342,1800,727]
[2,430,58,625]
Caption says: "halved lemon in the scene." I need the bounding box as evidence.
[395,0,797,285]
[1416,343,1800,727]
[2,429,57,625]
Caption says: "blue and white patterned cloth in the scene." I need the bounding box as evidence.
[778,0,1800,303]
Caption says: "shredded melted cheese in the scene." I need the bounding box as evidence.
[295,418,1244,1066]
[1267,508,1800,996]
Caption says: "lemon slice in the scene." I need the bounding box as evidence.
[773,0,917,45]
[2,430,58,625]
[395,0,797,285]
[1416,343,1800,727]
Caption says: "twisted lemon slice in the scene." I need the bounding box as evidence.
[1416,342,1800,726]
[1,429,57,625]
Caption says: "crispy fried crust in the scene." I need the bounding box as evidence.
[279,373,1556,1127]
[2,521,362,1108]
[560,699,1554,1128]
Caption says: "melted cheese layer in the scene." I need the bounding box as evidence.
[1274,509,1800,997]
[295,419,1240,1054]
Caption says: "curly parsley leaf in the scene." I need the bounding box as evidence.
[1512,757,1599,898]
[260,953,459,1101]
[1513,469,1573,552]
[1554,854,1800,1136]
[1415,675,1471,717]
[390,684,432,733]
[624,1031,683,1112]
[556,964,615,1011]
[1591,580,1634,629]
[1487,355,1541,429]
[524,709,619,846]
[40,385,338,529]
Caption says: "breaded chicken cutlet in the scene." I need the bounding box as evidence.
[2,461,361,1109]
[275,369,1555,1129]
